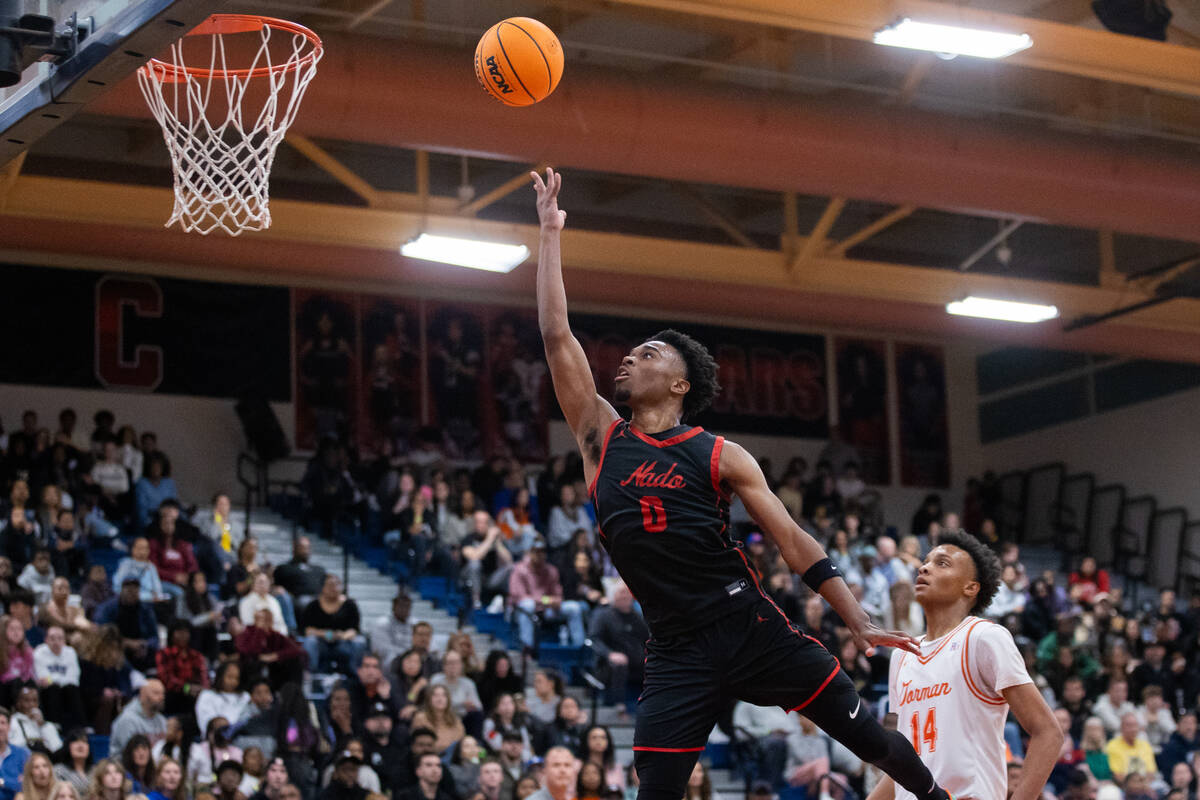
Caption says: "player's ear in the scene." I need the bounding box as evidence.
[672,377,691,399]
[963,580,980,603]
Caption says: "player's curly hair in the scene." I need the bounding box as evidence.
[936,529,1002,615]
[650,329,721,422]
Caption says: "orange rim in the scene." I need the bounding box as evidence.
[140,14,323,82]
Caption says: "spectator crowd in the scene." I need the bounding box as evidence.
[0,405,1198,800]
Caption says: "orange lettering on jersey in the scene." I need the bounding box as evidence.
[620,460,688,489]
[897,679,952,706]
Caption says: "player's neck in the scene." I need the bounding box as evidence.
[629,406,683,435]
[922,601,973,640]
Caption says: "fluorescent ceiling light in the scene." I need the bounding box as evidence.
[874,18,1033,59]
[401,233,530,273]
[946,296,1059,323]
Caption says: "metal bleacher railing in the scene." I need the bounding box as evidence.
[999,460,1196,603]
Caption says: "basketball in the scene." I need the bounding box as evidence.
[474,17,564,107]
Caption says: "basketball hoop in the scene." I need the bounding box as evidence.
[137,14,323,235]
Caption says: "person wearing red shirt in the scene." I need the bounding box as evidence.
[149,516,198,604]
[155,621,209,715]
[1068,556,1110,605]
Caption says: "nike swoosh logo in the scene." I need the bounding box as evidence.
[849,699,861,719]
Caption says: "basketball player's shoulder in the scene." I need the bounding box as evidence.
[966,615,1019,651]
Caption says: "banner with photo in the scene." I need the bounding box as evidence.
[834,337,890,485]
[894,342,950,488]
[568,313,829,438]
[358,295,422,450]
[293,290,359,451]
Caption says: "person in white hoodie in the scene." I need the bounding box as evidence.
[9,685,61,753]
[16,550,55,607]
[32,625,83,730]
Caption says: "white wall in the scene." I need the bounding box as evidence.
[0,383,295,506]
[981,384,1200,516]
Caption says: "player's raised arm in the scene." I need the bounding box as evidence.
[718,439,920,656]
[532,168,619,456]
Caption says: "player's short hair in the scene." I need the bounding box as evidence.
[650,329,720,422]
[935,529,1001,615]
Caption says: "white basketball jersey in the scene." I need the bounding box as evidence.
[889,616,1031,800]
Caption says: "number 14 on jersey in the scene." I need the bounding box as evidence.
[909,708,938,754]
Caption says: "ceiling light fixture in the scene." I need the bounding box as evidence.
[874,18,1033,59]
[946,296,1059,323]
[401,233,530,273]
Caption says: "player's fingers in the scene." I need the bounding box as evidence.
[531,171,545,191]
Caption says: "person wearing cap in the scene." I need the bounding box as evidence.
[321,751,369,800]
[508,536,585,650]
[362,703,406,791]
[94,577,160,671]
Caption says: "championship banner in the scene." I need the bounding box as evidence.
[0,263,289,400]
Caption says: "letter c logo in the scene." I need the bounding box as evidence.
[94,276,164,391]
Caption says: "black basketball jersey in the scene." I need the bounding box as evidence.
[589,418,760,638]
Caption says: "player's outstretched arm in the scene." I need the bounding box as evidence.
[1003,683,1064,800]
[532,168,619,460]
[719,440,919,656]
[865,776,895,800]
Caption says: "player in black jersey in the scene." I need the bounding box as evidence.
[531,168,961,800]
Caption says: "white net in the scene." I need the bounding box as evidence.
[137,16,323,236]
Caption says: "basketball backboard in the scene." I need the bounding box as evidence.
[0,0,217,165]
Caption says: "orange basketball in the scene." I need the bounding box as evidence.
[474,17,564,107]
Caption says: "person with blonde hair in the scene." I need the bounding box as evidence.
[147,757,186,800]
[86,759,130,800]
[47,781,81,800]
[14,752,54,800]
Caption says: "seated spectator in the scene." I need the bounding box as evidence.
[149,756,186,800]
[732,700,792,789]
[89,442,130,521]
[576,762,605,800]
[240,747,267,797]
[121,734,154,793]
[188,717,243,790]
[111,539,168,605]
[537,695,588,758]
[1132,641,1174,700]
[1059,676,1092,742]
[481,694,532,757]
[344,655,396,731]
[178,571,222,661]
[460,512,514,609]
[235,610,306,688]
[319,738,379,793]
[300,575,365,675]
[1159,711,1200,778]
[214,759,249,800]
[75,492,119,550]
[476,651,523,718]
[1166,763,1193,800]
[508,538,584,649]
[410,685,465,754]
[94,579,158,672]
[546,485,593,555]
[393,649,429,724]
[273,537,326,609]
[560,550,605,610]
[409,622,441,677]
[0,614,35,704]
[1106,712,1159,782]
[9,685,60,753]
[231,680,279,757]
[360,706,405,791]
[152,715,189,764]
[588,584,648,711]
[526,669,562,726]
[194,492,239,574]
[223,539,265,601]
[1122,771,1156,800]
[2,508,40,571]
[88,759,130,800]
[786,714,862,796]
[239,574,288,636]
[581,726,623,790]
[78,565,113,622]
[249,757,289,800]
[197,663,251,734]
[109,679,166,757]
[38,579,91,644]
[76,625,130,733]
[52,729,93,797]
[491,731,526,800]
[31,488,63,555]
[475,758,504,800]
[884,581,924,638]
[1069,557,1110,606]
[320,751,369,800]
[46,510,82,585]
[1137,686,1177,752]
[148,515,197,604]
[986,565,1027,619]
[430,650,482,727]
[1095,677,1138,736]
[369,593,420,676]
[13,750,53,800]
[156,621,210,715]
[134,453,177,530]
[447,736,482,799]
[0,706,29,800]
[835,462,866,503]
[31,625,83,730]
[528,746,575,800]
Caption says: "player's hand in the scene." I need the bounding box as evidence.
[531,167,567,231]
[851,621,921,657]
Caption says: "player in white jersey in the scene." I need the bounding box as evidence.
[868,531,1062,800]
